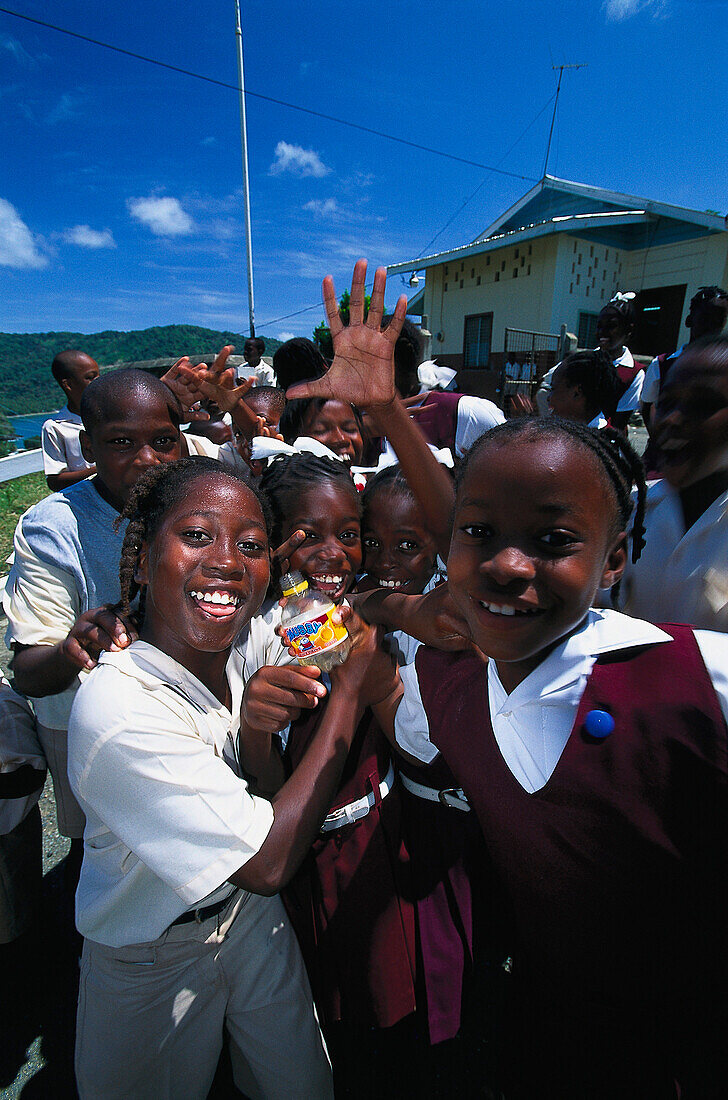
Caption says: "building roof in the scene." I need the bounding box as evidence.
[388,175,727,277]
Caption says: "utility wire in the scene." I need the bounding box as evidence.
[415,91,558,261]
[0,6,537,183]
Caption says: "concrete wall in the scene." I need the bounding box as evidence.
[423,235,561,367]
[550,236,628,335]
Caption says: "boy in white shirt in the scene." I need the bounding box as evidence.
[41,351,100,491]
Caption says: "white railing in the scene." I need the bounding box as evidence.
[0,448,44,483]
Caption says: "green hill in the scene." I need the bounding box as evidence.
[0,326,282,415]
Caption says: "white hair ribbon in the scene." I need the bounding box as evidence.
[249,435,344,463]
[610,291,636,303]
[417,359,457,391]
[351,442,454,477]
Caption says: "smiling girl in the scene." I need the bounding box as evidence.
[291,260,728,1098]
[67,456,396,1100]
[255,452,417,1086]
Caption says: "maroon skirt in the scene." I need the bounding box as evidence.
[282,707,416,1028]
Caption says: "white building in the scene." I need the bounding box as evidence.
[388,175,728,399]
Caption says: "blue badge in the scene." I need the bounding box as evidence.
[583,709,615,739]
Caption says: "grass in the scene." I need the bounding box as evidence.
[0,471,49,570]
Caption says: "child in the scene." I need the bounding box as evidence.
[41,350,99,491]
[594,292,643,429]
[291,260,728,1097]
[3,368,182,855]
[361,467,491,1057]
[254,453,416,1085]
[280,397,364,465]
[225,385,286,477]
[241,335,276,386]
[547,348,621,427]
[616,334,728,630]
[272,337,328,393]
[68,456,393,1098]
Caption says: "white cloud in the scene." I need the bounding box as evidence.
[127,196,194,236]
[278,331,296,341]
[63,224,116,249]
[0,198,48,269]
[303,198,340,218]
[1,36,37,68]
[603,0,667,20]
[269,141,330,178]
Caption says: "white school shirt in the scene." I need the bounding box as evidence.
[395,608,728,793]
[68,639,276,947]
[454,395,505,456]
[613,347,644,412]
[40,407,94,476]
[616,479,728,631]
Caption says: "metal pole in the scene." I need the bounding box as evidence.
[542,63,586,179]
[234,0,255,336]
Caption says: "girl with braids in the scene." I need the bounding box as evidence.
[377,417,728,1098]
[595,292,644,430]
[250,451,418,1093]
[547,348,622,427]
[66,456,398,1100]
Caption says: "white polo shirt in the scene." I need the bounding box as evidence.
[40,407,94,476]
[395,609,728,793]
[616,480,728,631]
[68,640,276,947]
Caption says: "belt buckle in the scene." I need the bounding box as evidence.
[194,907,204,924]
[438,787,467,809]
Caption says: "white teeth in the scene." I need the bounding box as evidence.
[316,575,343,585]
[190,590,240,606]
[378,579,403,588]
[480,601,537,617]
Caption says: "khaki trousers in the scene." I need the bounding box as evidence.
[75,890,333,1099]
[36,722,85,839]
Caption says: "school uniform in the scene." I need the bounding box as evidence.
[612,345,644,412]
[40,407,94,477]
[68,640,332,1100]
[407,391,504,459]
[616,479,728,631]
[395,609,728,1097]
[3,479,127,837]
[238,607,417,1030]
[641,346,684,406]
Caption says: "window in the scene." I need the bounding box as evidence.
[476,275,481,286]
[578,311,599,347]
[578,254,582,264]
[572,263,575,274]
[528,244,532,255]
[521,256,525,267]
[590,245,594,257]
[471,268,475,279]
[463,313,493,368]
[605,249,609,261]
[570,282,573,294]
[513,268,518,278]
[444,265,449,276]
[501,260,506,272]
[461,262,464,272]
[515,248,519,259]
[460,280,464,289]
[576,274,580,285]
[527,265,531,275]
[486,255,490,266]
[495,271,500,282]
[444,283,448,292]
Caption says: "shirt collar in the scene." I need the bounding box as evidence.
[612,346,634,369]
[58,406,83,424]
[98,641,237,719]
[488,608,672,705]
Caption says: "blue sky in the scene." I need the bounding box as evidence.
[0,0,726,341]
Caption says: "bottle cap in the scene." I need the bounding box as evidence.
[280,570,309,597]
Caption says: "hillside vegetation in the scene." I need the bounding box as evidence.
[0,326,282,415]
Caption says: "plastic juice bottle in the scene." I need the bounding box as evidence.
[279,570,351,672]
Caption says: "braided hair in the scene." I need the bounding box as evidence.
[455,417,646,565]
[259,453,361,589]
[114,456,270,627]
[362,463,417,513]
[556,349,622,421]
[601,292,637,336]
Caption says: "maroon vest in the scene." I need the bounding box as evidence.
[410,391,460,452]
[415,626,728,1020]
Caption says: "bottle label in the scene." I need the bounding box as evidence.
[282,610,348,659]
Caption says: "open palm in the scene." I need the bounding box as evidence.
[287,259,407,409]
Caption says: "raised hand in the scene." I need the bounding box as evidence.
[61,607,137,671]
[287,259,407,410]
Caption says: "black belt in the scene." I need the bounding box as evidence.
[170,890,238,927]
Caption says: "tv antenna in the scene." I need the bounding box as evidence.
[543,63,587,178]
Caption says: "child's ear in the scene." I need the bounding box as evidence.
[79,429,94,463]
[600,531,628,589]
[135,542,150,586]
[60,376,73,398]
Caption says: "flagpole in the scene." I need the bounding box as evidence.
[234,0,256,336]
